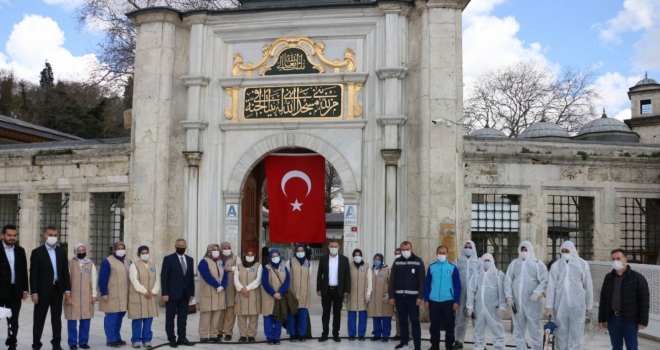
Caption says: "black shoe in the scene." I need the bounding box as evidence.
[224,335,232,341]
[451,342,463,350]
[349,337,355,341]
[177,339,193,346]
[299,337,306,342]
[318,337,328,342]
[238,337,247,343]
[53,346,64,350]
[394,343,409,349]
[274,340,280,345]
[267,340,273,345]
[119,341,127,346]
[80,346,91,350]
[371,337,382,341]
[382,338,390,342]
[107,342,122,348]
[428,346,439,350]
[200,339,209,343]
[359,337,365,341]
[70,346,78,350]
[333,337,341,343]
[169,341,178,348]
[248,337,256,343]
[209,337,221,343]
[414,348,422,350]
[392,335,401,341]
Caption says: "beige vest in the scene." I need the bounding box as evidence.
[367,266,394,317]
[64,260,94,320]
[289,259,311,309]
[235,263,261,316]
[261,264,286,316]
[221,256,238,307]
[347,262,369,311]
[99,257,131,313]
[128,261,158,319]
[199,257,226,312]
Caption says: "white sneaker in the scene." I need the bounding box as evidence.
[144,343,152,348]
[132,343,141,348]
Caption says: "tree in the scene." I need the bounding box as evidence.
[463,61,600,137]
[0,70,14,116]
[39,62,54,90]
[325,161,342,213]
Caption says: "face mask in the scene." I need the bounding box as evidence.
[46,237,58,246]
[271,257,281,264]
[115,250,126,257]
[562,253,571,261]
[329,248,339,255]
[77,253,86,260]
[463,248,472,257]
[612,261,625,271]
[211,251,220,258]
[401,251,411,259]
[437,254,447,262]
[222,249,232,256]
[176,247,186,255]
[373,260,382,268]
[483,262,492,270]
[296,252,306,259]
[141,254,150,261]
[353,256,362,263]
[520,252,529,260]
[395,254,401,260]
[245,256,255,263]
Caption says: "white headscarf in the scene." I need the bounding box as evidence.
[73,242,91,265]
[560,241,579,259]
[518,241,537,265]
[481,253,497,274]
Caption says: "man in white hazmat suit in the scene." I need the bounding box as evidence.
[505,241,548,350]
[545,241,594,350]
[465,253,510,350]
[452,240,479,350]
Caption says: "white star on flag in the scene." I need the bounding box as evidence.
[291,199,303,211]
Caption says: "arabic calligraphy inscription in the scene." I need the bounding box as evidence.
[264,48,321,76]
[244,85,343,119]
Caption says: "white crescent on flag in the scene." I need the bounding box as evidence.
[281,170,312,197]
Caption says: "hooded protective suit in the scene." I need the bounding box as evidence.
[466,254,510,350]
[545,241,593,350]
[453,240,480,344]
[505,241,548,350]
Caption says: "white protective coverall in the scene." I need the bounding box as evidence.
[505,241,548,350]
[453,240,480,344]
[545,241,594,350]
[466,253,511,350]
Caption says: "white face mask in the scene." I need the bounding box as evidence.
[437,254,447,262]
[140,254,150,261]
[115,250,126,257]
[329,248,339,255]
[222,249,232,256]
[353,256,362,263]
[46,236,58,246]
[520,252,529,260]
[612,261,625,271]
[395,254,401,260]
[296,252,306,259]
[211,251,220,258]
[401,251,411,259]
[245,256,255,263]
[562,253,571,261]
[271,257,281,264]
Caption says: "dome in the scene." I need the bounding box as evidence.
[577,109,632,135]
[634,73,659,87]
[519,120,569,138]
[469,127,506,138]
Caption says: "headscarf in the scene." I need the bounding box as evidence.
[73,242,91,265]
[243,248,256,268]
[373,253,386,270]
[137,245,149,256]
[481,253,497,275]
[560,241,579,259]
[113,241,126,260]
[518,241,537,265]
[294,243,307,265]
[204,243,219,258]
[220,241,234,262]
[352,248,364,268]
[269,248,282,269]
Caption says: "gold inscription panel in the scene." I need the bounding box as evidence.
[243,85,343,119]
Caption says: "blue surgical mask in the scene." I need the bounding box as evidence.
[373,260,382,268]
[329,248,339,255]
[271,257,281,264]
[463,248,472,257]
[483,262,492,270]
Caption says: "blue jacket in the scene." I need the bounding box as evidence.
[424,260,461,303]
[388,253,426,299]
[98,254,130,296]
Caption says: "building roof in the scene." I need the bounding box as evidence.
[634,73,659,87]
[577,109,632,135]
[469,127,507,138]
[519,120,569,138]
[0,137,130,151]
[0,114,83,142]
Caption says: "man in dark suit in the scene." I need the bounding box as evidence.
[0,225,29,350]
[316,239,351,342]
[30,226,71,350]
[161,238,195,348]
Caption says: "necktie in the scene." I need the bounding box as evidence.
[180,256,186,276]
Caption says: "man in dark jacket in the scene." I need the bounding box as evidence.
[316,239,351,342]
[0,225,28,350]
[598,249,650,350]
[388,241,426,350]
[161,238,195,347]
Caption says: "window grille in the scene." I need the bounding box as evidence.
[620,198,660,264]
[641,99,652,115]
[547,196,594,263]
[39,193,70,252]
[0,194,20,236]
[471,194,520,271]
[90,193,125,266]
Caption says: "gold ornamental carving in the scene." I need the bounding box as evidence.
[224,87,239,122]
[231,37,356,77]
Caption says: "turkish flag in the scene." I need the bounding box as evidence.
[265,154,326,243]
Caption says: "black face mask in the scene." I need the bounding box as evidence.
[176,247,186,255]
[77,253,86,260]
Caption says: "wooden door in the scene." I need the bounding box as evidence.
[242,175,259,261]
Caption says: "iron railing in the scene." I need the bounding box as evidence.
[546,196,594,263]
[471,194,520,270]
[90,193,125,266]
[620,198,660,264]
[39,193,70,251]
[0,194,20,237]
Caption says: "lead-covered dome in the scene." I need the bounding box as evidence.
[519,120,569,139]
[469,127,506,138]
[578,110,632,135]
[634,73,659,87]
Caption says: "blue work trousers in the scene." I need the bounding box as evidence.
[131,317,154,344]
[67,319,91,347]
[394,296,422,347]
[104,312,126,343]
[263,315,283,340]
[347,310,367,337]
[287,308,308,337]
[372,317,392,338]
[607,313,639,350]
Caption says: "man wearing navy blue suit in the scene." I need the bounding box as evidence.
[161,238,195,348]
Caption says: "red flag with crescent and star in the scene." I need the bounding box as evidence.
[265,154,326,243]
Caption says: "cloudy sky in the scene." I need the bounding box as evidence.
[0,0,659,121]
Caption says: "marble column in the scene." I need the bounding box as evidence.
[183,151,202,265]
[381,149,402,261]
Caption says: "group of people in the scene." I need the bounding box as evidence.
[0,225,652,350]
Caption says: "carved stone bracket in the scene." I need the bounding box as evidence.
[181,75,210,87]
[377,116,408,126]
[183,151,203,167]
[376,67,408,80]
[180,121,209,130]
[381,149,402,166]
